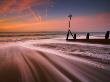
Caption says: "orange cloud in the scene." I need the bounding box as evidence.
[0,12,110,32]
[0,17,66,32]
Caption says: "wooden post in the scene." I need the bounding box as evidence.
[66,30,70,40]
[86,33,90,40]
[105,31,109,39]
[74,34,76,40]
[66,14,74,40]
[69,21,70,28]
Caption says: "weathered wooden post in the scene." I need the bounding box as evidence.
[74,34,76,40]
[66,29,70,40]
[86,33,90,40]
[66,14,74,40]
[105,31,109,39]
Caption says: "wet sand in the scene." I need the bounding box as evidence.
[0,43,110,82]
[67,39,110,44]
[0,45,76,82]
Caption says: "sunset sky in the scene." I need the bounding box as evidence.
[0,0,110,32]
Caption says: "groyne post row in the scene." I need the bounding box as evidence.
[66,31,109,40]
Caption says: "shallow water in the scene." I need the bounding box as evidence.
[0,32,110,82]
[0,38,110,82]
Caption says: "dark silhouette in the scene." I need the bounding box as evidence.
[66,29,74,40]
[66,30,70,40]
[74,34,76,40]
[68,14,72,20]
[86,33,90,40]
[105,31,109,39]
[66,14,74,40]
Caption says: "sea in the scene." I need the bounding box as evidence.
[0,31,110,82]
[0,31,107,42]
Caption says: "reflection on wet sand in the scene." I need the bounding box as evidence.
[0,42,110,82]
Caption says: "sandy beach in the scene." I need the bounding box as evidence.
[0,0,110,81]
[0,40,110,82]
[0,45,71,82]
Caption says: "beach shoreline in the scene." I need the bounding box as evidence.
[0,41,110,82]
[66,39,110,45]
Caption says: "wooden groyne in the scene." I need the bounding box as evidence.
[67,39,110,44]
[66,14,110,44]
[66,31,110,44]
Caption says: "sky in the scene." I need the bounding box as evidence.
[0,0,110,32]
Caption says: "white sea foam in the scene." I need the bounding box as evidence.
[0,32,110,82]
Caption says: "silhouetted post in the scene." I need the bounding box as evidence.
[86,33,90,40]
[69,30,74,38]
[74,34,76,40]
[66,14,74,40]
[105,31,109,39]
[66,30,70,40]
